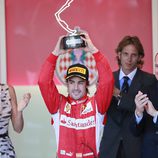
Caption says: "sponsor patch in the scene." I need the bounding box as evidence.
[64,102,71,114]
[81,102,93,115]
[60,150,66,155]
[76,153,82,158]
[60,115,95,130]
[66,152,73,156]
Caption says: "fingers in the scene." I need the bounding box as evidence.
[23,93,31,104]
[135,95,148,107]
[135,92,148,106]
[81,32,89,40]
[17,93,31,112]
[81,34,98,54]
[135,91,158,117]
[53,35,66,56]
[135,91,148,116]
[113,87,120,97]
[145,100,158,117]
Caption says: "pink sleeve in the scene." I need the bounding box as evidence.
[38,53,62,114]
[93,51,114,114]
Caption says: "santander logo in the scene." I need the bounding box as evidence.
[60,115,95,130]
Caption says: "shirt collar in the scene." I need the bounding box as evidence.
[119,68,137,81]
[68,95,88,105]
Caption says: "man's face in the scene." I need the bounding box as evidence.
[118,44,140,75]
[67,76,87,100]
[155,54,158,80]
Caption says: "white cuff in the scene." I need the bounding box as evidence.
[135,111,143,124]
[153,113,158,124]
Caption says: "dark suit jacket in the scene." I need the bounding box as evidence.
[130,81,158,158]
[99,69,156,158]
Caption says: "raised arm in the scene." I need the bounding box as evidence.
[82,33,114,114]
[38,36,65,114]
[9,86,31,133]
[94,52,114,114]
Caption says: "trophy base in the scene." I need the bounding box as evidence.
[62,34,86,50]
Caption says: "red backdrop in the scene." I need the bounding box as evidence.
[5,0,152,85]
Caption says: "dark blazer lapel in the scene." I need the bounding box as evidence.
[128,69,142,93]
[149,82,158,109]
[114,70,120,89]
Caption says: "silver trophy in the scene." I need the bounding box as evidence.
[55,1,86,50]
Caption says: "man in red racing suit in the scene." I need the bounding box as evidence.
[38,33,114,158]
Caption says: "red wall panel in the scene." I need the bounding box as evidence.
[5,0,152,85]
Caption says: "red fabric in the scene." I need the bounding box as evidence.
[38,51,114,157]
[93,52,114,114]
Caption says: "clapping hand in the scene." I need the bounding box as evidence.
[145,100,158,117]
[135,91,148,117]
[135,91,158,118]
[17,93,31,112]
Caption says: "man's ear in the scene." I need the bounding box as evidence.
[138,55,143,61]
[118,52,121,59]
